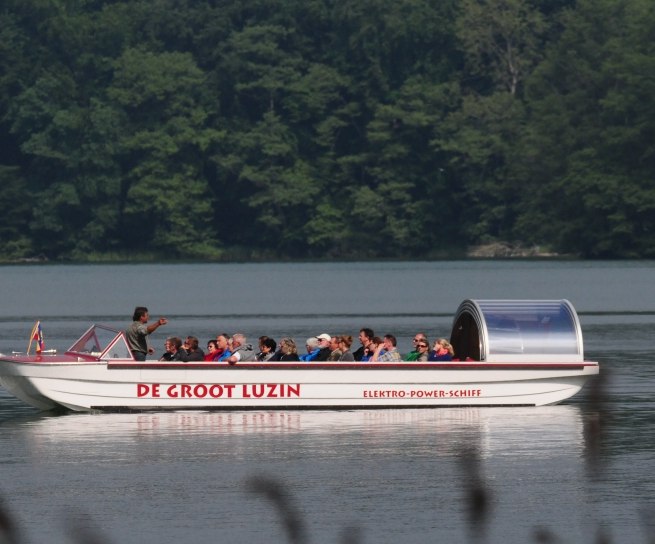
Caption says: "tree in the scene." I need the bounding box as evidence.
[365,77,464,253]
[455,0,546,96]
[436,0,547,248]
[108,47,221,258]
[518,0,655,256]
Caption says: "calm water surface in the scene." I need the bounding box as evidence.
[1,261,654,544]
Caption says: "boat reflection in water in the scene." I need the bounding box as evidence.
[22,406,586,462]
[11,406,600,544]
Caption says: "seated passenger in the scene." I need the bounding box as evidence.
[216,333,232,361]
[205,339,222,362]
[224,333,256,365]
[256,336,271,360]
[405,332,429,361]
[300,337,320,361]
[428,338,455,361]
[314,333,332,361]
[337,335,355,362]
[270,337,300,361]
[160,337,183,361]
[257,337,277,361]
[413,339,430,361]
[180,336,205,362]
[328,335,343,361]
[360,336,382,362]
[353,328,374,361]
[371,334,402,362]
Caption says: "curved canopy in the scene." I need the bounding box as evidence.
[450,300,584,362]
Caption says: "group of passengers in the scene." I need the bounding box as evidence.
[127,306,456,363]
[158,328,455,364]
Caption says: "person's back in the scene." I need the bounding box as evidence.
[234,343,256,361]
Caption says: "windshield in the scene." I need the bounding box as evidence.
[67,325,130,359]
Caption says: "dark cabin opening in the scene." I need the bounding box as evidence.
[450,312,481,361]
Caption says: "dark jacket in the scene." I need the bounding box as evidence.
[270,351,300,361]
[314,347,332,362]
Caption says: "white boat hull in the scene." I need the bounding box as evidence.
[0,360,599,411]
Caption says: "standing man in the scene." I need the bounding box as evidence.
[126,306,168,361]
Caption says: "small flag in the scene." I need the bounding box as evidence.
[28,321,45,354]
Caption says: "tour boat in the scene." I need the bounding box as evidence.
[0,300,599,412]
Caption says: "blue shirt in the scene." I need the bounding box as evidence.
[219,350,233,361]
[300,348,320,362]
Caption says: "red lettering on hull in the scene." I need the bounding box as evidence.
[136,383,299,400]
[242,384,301,398]
[363,388,483,399]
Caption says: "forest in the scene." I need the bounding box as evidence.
[1,0,654,261]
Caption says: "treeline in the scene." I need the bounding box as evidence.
[1,0,654,261]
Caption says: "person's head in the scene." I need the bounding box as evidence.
[216,334,230,350]
[133,306,149,322]
[316,333,331,350]
[165,337,182,352]
[207,340,218,353]
[339,335,353,350]
[261,337,277,353]
[329,336,340,351]
[435,338,454,356]
[412,332,428,348]
[184,336,199,351]
[232,333,246,348]
[383,334,397,351]
[368,336,383,351]
[305,337,320,353]
[279,337,298,355]
[359,328,374,346]
[416,338,430,355]
[259,336,270,350]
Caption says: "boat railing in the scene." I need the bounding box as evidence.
[10,349,58,356]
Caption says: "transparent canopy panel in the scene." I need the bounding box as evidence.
[450,300,583,362]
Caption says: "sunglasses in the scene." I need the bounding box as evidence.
[418,344,428,348]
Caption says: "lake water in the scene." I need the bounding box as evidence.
[1,261,654,544]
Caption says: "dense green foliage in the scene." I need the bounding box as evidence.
[1,0,654,260]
